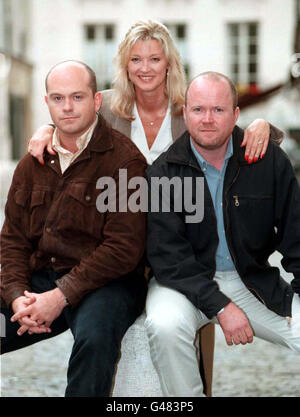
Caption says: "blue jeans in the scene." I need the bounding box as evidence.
[1,269,147,397]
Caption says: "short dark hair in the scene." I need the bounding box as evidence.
[185,71,238,109]
[45,60,97,95]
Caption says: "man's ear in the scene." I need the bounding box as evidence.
[45,95,48,105]
[94,92,102,112]
[234,106,240,123]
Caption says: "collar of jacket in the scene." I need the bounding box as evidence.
[44,115,114,167]
[86,115,114,153]
[165,125,262,169]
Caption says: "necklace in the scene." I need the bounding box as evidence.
[146,117,162,126]
[140,108,168,126]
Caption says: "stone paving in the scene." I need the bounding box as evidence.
[1,253,299,397]
[1,324,300,397]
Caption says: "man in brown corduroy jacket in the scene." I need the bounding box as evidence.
[0,60,147,397]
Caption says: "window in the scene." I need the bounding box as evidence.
[9,94,26,160]
[0,0,28,57]
[83,24,116,90]
[228,22,259,94]
[86,25,96,41]
[0,0,12,52]
[164,23,189,78]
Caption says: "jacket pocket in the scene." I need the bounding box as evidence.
[232,194,273,207]
[230,193,274,249]
[14,189,46,237]
[66,182,102,238]
[30,190,46,209]
[30,190,46,236]
[68,183,97,207]
[14,189,46,209]
[14,189,30,208]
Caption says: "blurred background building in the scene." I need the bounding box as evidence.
[1,0,300,223]
[1,1,299,397]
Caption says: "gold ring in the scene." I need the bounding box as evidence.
[257,141,263,144]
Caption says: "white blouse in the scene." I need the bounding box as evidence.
[131,103,173,165]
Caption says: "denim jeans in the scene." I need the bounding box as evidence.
[1,269,147,397]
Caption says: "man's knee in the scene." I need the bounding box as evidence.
[72,309,127,359]
[145,308,196,343]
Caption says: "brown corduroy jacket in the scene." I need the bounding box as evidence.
[0,116,147,308]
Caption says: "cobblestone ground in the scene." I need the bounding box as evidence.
[1,253,299,397]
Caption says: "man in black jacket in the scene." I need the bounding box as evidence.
[145,71,300,396]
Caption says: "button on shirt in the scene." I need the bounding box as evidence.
[52,116,98,174]
[190,137,236,271]
[131,103,173,165]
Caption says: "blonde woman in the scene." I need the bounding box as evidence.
[28,20,283,397]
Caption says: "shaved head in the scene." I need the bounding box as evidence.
[45,60,97,95]
[183,71,240,154]
[44,60,102,142]
[185,71,238,110]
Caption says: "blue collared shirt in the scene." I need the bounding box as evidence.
[190,137,236,271]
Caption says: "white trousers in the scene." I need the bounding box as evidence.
[145,271,300,397]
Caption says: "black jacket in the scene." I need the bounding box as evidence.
[146,126,300,319]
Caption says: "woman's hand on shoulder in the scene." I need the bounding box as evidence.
[28,124,56,165]
[241,119,270,164]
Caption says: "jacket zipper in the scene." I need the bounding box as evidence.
[172,142,292,319]
[233,195,239,206]
[233,194,272,203]
[224,168,267,308]
[247,286,266,305]
[229,192,293,319]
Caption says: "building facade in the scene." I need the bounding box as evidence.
[0,0,33,223]
[0,0,299,221]
[0,0,33,161]
[27,0,296,128]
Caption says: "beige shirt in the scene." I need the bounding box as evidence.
[52,116,98,173]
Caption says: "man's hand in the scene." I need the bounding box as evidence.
[217,302,254,346]
[11,288,68,334]
[11,295,51,336]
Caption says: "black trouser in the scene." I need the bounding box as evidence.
[0,269,147,397]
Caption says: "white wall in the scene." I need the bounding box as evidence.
[27,0,295,129]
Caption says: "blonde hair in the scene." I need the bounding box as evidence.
[111,19,186,120]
